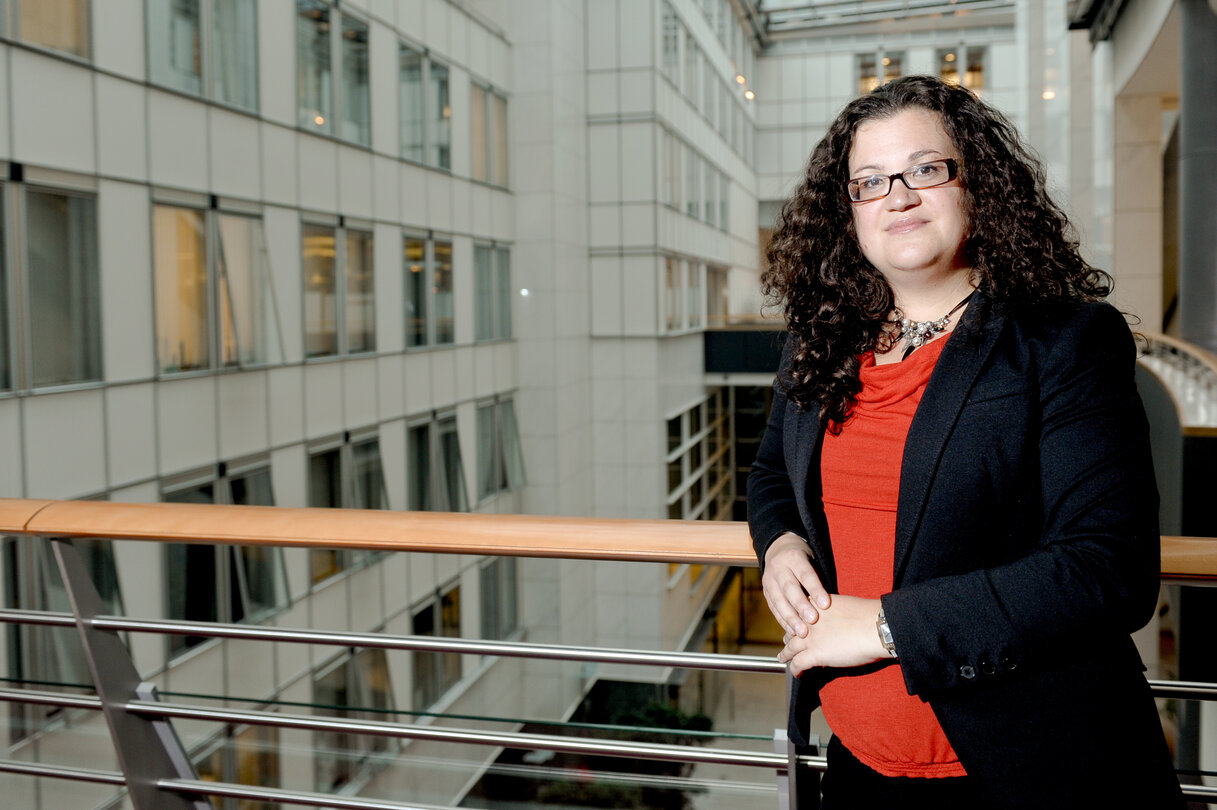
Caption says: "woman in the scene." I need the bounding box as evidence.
[748,75,1184,808]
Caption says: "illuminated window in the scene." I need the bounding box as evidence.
[302,222,374,358]
[296,1,369,145]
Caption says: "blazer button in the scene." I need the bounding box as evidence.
[959,664,977,680]
[999,654,1017,671]
[980,658,997,676]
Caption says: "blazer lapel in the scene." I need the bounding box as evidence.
[893,292,1007,586]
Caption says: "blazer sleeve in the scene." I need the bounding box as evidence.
[882,302,1160,696]
[747,341,811,571]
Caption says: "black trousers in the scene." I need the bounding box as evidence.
[817,736,983,810]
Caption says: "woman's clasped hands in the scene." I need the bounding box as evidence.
[763,533,889,676]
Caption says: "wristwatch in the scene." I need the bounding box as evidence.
[876,608,897,658]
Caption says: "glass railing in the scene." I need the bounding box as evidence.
[0,499,1212,808]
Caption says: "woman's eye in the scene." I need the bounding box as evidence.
[910,163,941,178]
[861,176,885,188]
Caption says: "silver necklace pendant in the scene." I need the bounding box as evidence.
[891,290,977,359]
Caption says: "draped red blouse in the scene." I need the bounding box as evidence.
[818,335,967,778]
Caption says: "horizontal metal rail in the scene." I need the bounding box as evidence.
[0,608,786,673]
[0,687,101,710]
[127,700,788,770]
[161,780,458,810]
[0,759,125,786]
[1,611,1215,699]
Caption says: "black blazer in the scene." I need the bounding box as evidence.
[748,291,1183,808]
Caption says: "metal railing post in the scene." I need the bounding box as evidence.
[51,538,209,810]
[779,669,821,809]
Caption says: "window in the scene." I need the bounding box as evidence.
[703,160,716,227]
[882,52,904,84]
[663,130,681,209]
[404,234,454,347]
[408,415,468,512]
[665,257,682,331]
[308,433,388,584]
[303,222,375,358]
[686,261,703,329]
[684,31,700,110]
[474,244,511,341]
[8,0,89,58]
[401,47,452,170]
[480,557,518,641]
[154,203,283,373]
[26,187,101,387]
[666,390,733,520]
[858,53,878,95]
[296,0,369,145]
[941,46,986,90]
[707,265,728,328]
[719,173,729,231]
[5,535,122,742]
[477,398,525,500]
[164,464,290,657]
[661,2,680,84]
[147,0,258,111]
[685,147,700,219]
[470,83,508,186]
[412,584,460,708]
[194,723,280,810]
[314,648,396,793]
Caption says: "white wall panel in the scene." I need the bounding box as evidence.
[342,357,379,428]
[24,390,106,497]
[620,255,657,336]
[218,371,271,460]
[99,180,155,382]
[105,383,157,487]
[0,399,22,497]
[297,136,340,213]
[378,416,406,510]
[9,51,95,174]
[303,362,344,438]
[258,0,297,127]
[95,75,147,181]
[369,19,399,156]
[338,145,375,219]
[263,206,304,362]
[157,376,218,475]
[377,355,405,421]
[147,91,208,190]
[260,124,299,207]
[372,154,401,224]
[271,442,308,509]
[208,107,261,201]
[587,0,619,71]
[424,171,454,231]
[619,123,654,202]
[267,366,306,447]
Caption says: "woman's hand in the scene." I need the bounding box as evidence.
[778,594,888,676]
[762,533,832,638]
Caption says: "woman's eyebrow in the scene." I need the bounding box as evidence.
[850,148,945,176]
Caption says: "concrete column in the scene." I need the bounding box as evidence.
[1178,0,1217,351]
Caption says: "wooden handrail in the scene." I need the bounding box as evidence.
[0,499,1212,579]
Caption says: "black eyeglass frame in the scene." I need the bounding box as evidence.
[846,158,960,203]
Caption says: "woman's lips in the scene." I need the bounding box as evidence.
[886,217,927,234]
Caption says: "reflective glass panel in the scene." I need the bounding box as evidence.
[303,224,337,357]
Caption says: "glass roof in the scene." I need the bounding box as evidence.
[737,0,1015,41]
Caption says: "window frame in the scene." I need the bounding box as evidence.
[296,0,371,146]
[145,0,260,113]
[5,0,91,60]
[403,232,454,349]
[470,80,509,187]
[476,396,525,502]
[411,581,462,709]
[161,459,290,660]
[306,430,389,586]
[1,176,104,393]
[301,217,376,360]
[407,411,469,512]
[473,241,512,342]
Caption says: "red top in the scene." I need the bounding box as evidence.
[818,336,966,778]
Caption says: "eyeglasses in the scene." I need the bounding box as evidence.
[846,158,959,203]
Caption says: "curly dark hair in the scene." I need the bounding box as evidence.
[763,75,1111,428]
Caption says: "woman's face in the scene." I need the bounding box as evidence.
[847,107,969,289]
